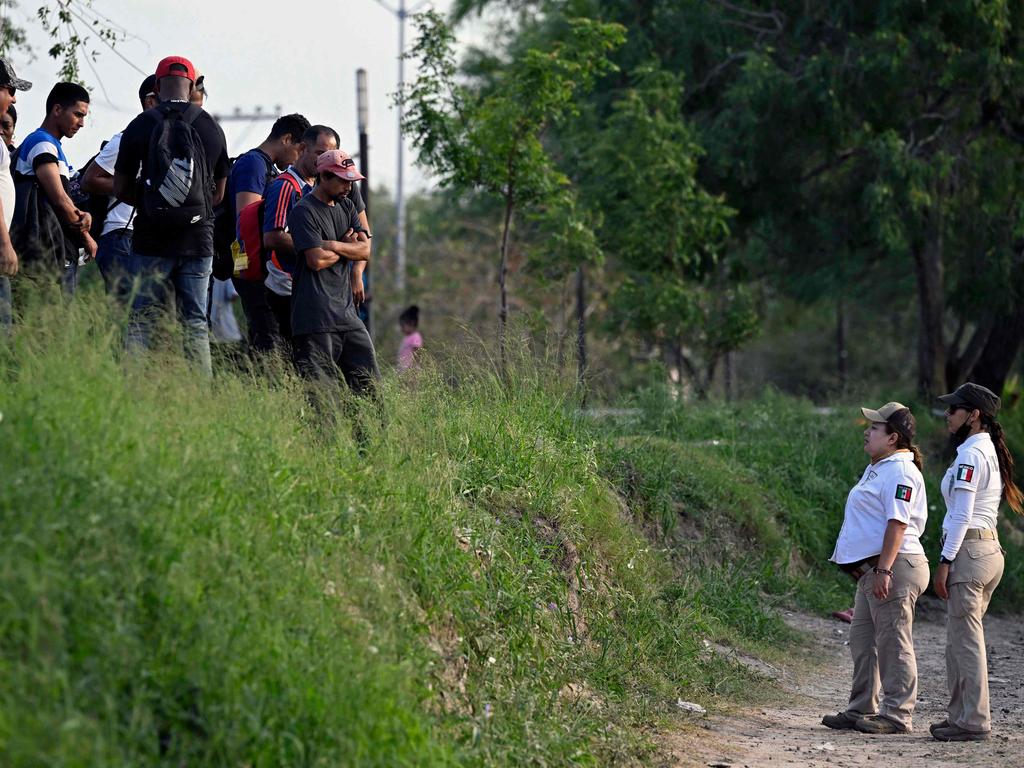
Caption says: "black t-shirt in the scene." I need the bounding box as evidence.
[115,101,230,258]
[288,193,364,336]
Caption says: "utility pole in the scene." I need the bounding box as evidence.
[372,0,430,299]
[210,105,282,123]
[357,69,372,336]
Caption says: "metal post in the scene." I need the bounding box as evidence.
[395,0,407,297]
[357,69,372,336]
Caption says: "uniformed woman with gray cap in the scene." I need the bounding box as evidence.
[822,402,929,735]
[930,383,1023,742]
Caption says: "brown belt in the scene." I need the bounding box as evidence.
[941,528,998,547]
[839,555,879,582]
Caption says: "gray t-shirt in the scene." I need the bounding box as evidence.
[287,192,364,336]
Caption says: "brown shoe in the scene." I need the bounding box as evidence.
[822,711,860,730]
[854,716,908,734]
[932,724,991,742]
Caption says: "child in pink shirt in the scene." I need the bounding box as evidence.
[397,305,423,372]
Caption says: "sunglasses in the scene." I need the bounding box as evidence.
[945,405,968,415]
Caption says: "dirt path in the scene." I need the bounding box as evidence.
[663,598,1024,767]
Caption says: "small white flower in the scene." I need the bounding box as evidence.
[368,645,379,654]
[486,656,496,666]
[323,581,337,596]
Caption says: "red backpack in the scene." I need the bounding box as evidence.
[236,172,303,280]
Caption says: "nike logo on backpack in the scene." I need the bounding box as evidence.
[158,157,194,207]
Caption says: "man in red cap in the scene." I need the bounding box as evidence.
[113,55,230,376]
[286,149,377,397]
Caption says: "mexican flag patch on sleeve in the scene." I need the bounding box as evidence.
[957,464,975,482]
[895,484,913,502]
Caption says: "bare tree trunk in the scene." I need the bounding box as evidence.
[724,351,733,402]
[913,207,946,399]
[967,305,1024,393]
[498,192,514,376]
[836,293,848,394]
[575,264,587,402]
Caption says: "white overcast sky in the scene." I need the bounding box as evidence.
[2,0,485,195]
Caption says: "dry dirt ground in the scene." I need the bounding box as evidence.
[661,598,1024,768]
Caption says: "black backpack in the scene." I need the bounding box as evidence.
[140,103,211,230]
[67,140,127,240]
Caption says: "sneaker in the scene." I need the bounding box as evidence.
[929,719,949,735]
[854,716,908,734]
[932,724,991,742]
[822,711,860,730]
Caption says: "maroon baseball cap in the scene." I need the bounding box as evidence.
[155,56,196,82]
[316,149,365,181]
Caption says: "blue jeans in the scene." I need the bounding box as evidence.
[95,229,134,303]
[125,250,212,377]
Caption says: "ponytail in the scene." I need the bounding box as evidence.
[885,408,923,472]
[984,416,1023,515]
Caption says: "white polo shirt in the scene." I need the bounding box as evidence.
[941,432,1001,560]
[831,451,928,565]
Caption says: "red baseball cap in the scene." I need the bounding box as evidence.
[316,149,365,181]
[155,56,196,82]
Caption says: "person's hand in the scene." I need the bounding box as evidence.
[934,563,949,600]
[873,570,892,600]
[76,210,92,233]
[0,240,18,277]
[351,270,364,307]
[82,233,98,262]
[341,227,356,243]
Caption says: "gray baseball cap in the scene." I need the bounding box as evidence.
[938,382,1001,417]
[0,57,32,91]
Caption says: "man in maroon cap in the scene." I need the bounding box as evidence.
[113,55,230,376]
[286,149,377,396]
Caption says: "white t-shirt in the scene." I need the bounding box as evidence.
[941,431,1002,560]
[93,132,135,235]
[830,451,928,565]
[0,142,14,230]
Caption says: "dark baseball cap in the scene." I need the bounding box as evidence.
[938,382,1001,417]
[0,57,32,92]
[138,74,156,103]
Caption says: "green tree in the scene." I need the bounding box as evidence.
[400,10,625,371]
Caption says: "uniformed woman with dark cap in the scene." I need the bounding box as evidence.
[930,383,1023,742]
[822,402,930,735]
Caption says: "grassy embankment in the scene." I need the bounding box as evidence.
[2,291,1021,765]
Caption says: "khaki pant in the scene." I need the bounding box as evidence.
[945,538,1004,733]
[845,554,929,729]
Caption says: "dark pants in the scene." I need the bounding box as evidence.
[265,287,292,353]
[232,276,280,356]
[95,228,133,304]
[0,275,10,330]
[293,327,380,395]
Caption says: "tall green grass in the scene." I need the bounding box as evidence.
[1,292,787,767]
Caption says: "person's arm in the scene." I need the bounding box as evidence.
[263,229,295,256]
[113,120,142,206]
[235,188,259,213]
[321,235,370,262]
[873,520,907,599]
[81,161,114,195]
[0,197,18,277]
[934,486,978,600]
[213,177,227,208]
[35,163,89,230]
